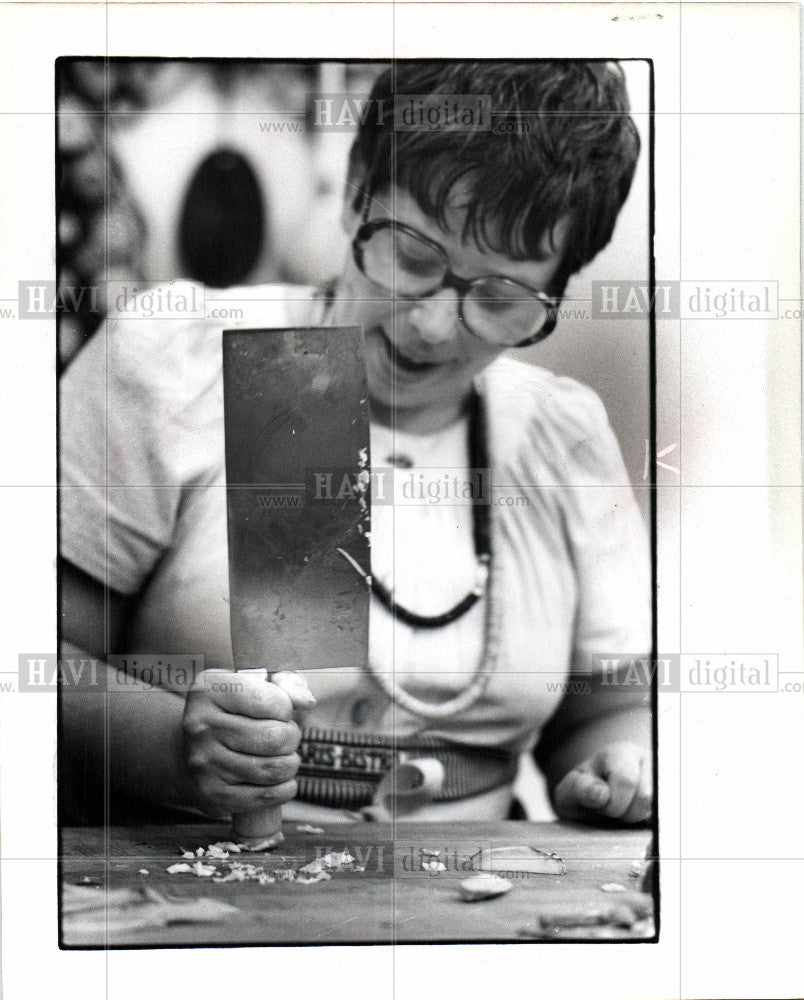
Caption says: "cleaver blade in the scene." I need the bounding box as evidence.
[222,326,370,675]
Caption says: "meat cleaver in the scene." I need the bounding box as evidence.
[222,326,370,847]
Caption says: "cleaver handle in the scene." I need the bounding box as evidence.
[231,670,316,850]
[232,803,283,850]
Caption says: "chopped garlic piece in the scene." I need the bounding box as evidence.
[460,874,512,902]
[421,860,446,872]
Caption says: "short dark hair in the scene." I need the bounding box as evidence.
[348,60,641,298]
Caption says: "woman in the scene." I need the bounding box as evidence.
[59,60,652,828]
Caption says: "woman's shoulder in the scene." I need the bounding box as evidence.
[479,355,611,444]
[477,355,630,489]
[93,280,319,399]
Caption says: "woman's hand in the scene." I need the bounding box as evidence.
[180,669,310,819]
[552,741,652,825]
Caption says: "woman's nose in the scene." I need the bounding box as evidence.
[403,287,462,345]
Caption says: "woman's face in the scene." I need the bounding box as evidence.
[336,185,566,431]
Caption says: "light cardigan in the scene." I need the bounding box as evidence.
[60,281,651,767]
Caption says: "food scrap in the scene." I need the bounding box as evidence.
[296,870,332,885]
[203,844,232,859]
[213,863,277,885]
[459,874,512,902]
[63,885,143,914]
[298,851,356,875]
[63,882,237,939]
[204,841,242,854]
[479,845,565,875]
[518,892,654,938]
[165,844,363,886]
[600,882,627,893]
[295,824,325,835]
[234,831,286,852]
[421,859,447,873]
[167,860,216,876]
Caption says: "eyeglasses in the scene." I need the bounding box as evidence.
[351,216,558,348]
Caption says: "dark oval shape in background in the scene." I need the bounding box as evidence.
[179,147,265,288]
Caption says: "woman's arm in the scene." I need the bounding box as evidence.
[535,670,653,824]
[59,558,302,822]
[522,377,653,825]
[59,559,196,815]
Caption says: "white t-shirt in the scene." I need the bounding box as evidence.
[60,281,651,812]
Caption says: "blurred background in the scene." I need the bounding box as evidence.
[56,58,650,495]
[56,60,384,365]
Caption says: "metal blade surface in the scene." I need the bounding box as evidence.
[223,326,370,672]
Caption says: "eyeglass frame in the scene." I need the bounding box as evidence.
[350,209,560,348]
